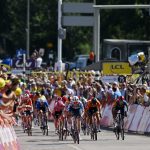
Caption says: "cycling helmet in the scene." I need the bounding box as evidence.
[24,93,29,98]
[15,87,22,96]
[91,97,97,104]
[22,93,29,100]
[118,96,124,101]
[57,97,62,101]
[25,90,30,95]
[73,96,79,102]
[0,78,5,88]
[62,95,68,103]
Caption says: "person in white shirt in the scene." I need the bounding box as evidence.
[36,56,43,68]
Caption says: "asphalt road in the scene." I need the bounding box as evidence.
[15,122,150,150]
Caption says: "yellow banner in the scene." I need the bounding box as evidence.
[102,62,132,75]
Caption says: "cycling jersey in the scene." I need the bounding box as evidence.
[36,99,49,112]
[68,100,84,117]
[86,99,101,109]
[112,98,128,119]
[53,100,65,112]
[112,100,128,110]
[68,100,83,110]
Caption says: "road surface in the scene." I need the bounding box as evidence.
[15,122,150,150]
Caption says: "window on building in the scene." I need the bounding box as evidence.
[111,47,121,60]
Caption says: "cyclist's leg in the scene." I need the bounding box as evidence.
[54,111,60,131]
[95,112,101,131]
[112,108,117,122]
[66,111,72,132]
[87,109,93,127]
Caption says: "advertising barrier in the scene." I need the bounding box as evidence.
[0,115,20,150]
[99,103,150,135]
[137,106,150,133]
[0,125,20,150]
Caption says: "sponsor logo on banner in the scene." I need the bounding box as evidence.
[12,59,36,69]
[102,62,132,75]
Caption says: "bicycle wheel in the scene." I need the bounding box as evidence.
[94,126,97,141]
[22,122,26,133]
[90,125,94,140]
[120,119,125,140]
[60,128,64,141]
[64,119,68,139]
[43,127,45,135]
[27,124,32,136]
[45,116,48,136]
[58,120,63,140]
[42,118,46,135]
[81,123,86,135]
[115,127,120,140]
[27,118,32,136]
[72,130,76,143]
[121,128,124,140]
[75,131,79,144]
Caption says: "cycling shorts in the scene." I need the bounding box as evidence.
[54,111,63,119]
[69,107,82,117]
[22,110,32,116]
[88,107,98,116]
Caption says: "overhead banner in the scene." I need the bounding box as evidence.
[102,62,132,75]
[12,59,36,69]
[62,2,94,27]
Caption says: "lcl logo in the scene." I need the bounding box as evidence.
[111,64,124,69]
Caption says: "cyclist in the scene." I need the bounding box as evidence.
[52,96,65,133]
[111,82,122,101]
[68,96,84,136]
[63,95,72,132]
[36,95,50,128]
[112,96,128,128]
[18,93,33,130]
[86,97,101,132]
[79,96,87,133]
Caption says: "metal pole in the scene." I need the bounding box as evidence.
[26,0,30,59]
[23,54,26,74]
[57,0,62,72]
[94,8,100,62]
[93,5,150,9]
[93,0,96,58]
[148,48,150,77]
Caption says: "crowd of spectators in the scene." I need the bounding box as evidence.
[0,68,150,128]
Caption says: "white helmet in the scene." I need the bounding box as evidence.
[73,96,79,102]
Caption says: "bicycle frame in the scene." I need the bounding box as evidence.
[71,116,80,144]
[90,113,97,140]
[57,115,64,140]
[115,110,124,140]
[41,112,48,136]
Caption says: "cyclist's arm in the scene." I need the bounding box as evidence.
[123,100,128,111]
[80,102,84,113]
[67,103,72,112]
[35,101,40,110]
[44,101,51,112]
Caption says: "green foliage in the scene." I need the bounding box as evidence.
[0,0,150,60]
[77,43,91,54]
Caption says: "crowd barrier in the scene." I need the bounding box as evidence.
[100,103,150,134]
[0,118,20,150]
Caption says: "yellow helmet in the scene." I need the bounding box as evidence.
[138,52,145,62]
[146,90,150,94]
[15,87,22,96]
[0,78,5,88]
